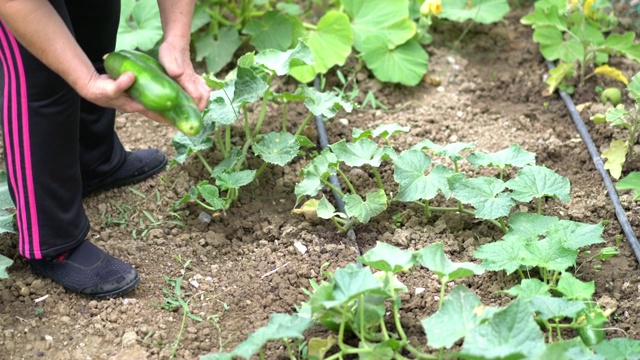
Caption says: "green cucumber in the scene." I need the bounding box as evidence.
[161,90,203,137]
[104,51,179,112]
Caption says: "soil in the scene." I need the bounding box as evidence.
[2,3,640,360]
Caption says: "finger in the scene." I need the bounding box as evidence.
[114,72,136,92]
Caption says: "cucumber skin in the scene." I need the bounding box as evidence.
[161,91,203,137]
[104,51,179,112]
[120,50,204,137]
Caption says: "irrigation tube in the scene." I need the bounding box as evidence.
[546,61,640,264]
[312,77,362,259]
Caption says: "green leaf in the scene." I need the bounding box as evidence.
[289,11,354,83]
[243,10,295,51]
[547,220,605,250]
[412,140,475,163]
[422,286,483,349]
[0,171,14,210]
[300,86,353,119]
[215,170,256,190]
[206,67,269,126]
[0,212,15,234]
[538,338,596,360]
[232,313,314,359]
[254,42,314,76]
[440,0,510,24]
[344,189,388,224]
[343,0,416,51]
[467,144,536,170]
[602,139,628,180]
[474,236,529,275]
[116,0,163,51]
[317,196,346,219]
[528,296,586,320]
[629,73,640,102]
[330,139,391,167]
[211,148,244,178]
[325,263,384,307]
[449,175,515,220]
[460,299,546,359]
[415,243,484,282]
[393,150,453,202]
[198,184,226,211]
[556,273,595,301]
[616,171,640,200]
[171,123,215,165]
[533,26,583,63]
[194,27,242,74]
[0,254,13,279]
[503,279,550,300]
[360,37,429,86]
[521,237,577,272]
[520,4,567,30]
[295,151,338,201]
[504,212,559,241]
[593,338,640,360]
[506,165,571,203]
[358,242,416,273]
[352,124,411,142]
[252,132,300,166]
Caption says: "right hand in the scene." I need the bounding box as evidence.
[80,71,170,125]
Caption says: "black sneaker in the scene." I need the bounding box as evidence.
[29,240,140,299]
[82,149,168,196]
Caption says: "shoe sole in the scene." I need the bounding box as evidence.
[82,154,168,197]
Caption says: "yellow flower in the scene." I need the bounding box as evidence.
[584,0,595,18]
[420,0,442,17]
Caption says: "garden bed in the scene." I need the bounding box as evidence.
[1,3,640,360]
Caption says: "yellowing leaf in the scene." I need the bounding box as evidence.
[292,198,319,221]
[584,0,595,19]
[602,140,628,179]
[544,63,575,97]
[593,65,629,85]
[420,0,442,17]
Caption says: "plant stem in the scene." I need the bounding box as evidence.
[252,79,273,138]
[282,101,288,132]
[405,344,438,359]
[194,199,218,212]
[389,285,408,343]
[294,114,314,137]
[215,127,227,158]
[438,279,446,308]
[283,339,296,360]
[332,217,347,232]
[371,167,384,191]
[537,197,543,215]
[254,162,268,180]
[517,268,526,280]
[225,125,231,153]
[195,152,213,176]
[336,168,357,194]
[322,179,345,198]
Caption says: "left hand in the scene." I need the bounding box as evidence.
[158,41,210,111]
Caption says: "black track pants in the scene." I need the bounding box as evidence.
[0,0,126,259]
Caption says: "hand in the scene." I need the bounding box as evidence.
[158,41,210,111]
[79,71,171,125]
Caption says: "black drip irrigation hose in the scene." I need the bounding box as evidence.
[546,61,640,264]
[313,77,362,259]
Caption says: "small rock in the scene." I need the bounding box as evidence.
[121,331,138,348]
[338,118,349,125]
[415,287,426,295]
[198,211,212,224]
[294,242,308,255]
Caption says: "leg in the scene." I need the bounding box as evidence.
[65,0,167,195]
[0,0,139,298]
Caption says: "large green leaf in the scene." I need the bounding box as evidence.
[460,299,546,359]
[448,175,515,220]
[506,165,571,203]
[360,37,428,86]
[194,27,242,74]
[415,243,484,282]
[330,139,392,167]
[0,255,12,279]
[422,286,483,349]
[467,144,536,170]
[393,150,453,202]
[290,11,354,83]
[342,0,415,51]
[254,42,314,76]
[358,242,416,273]
[440,0,510,24]
[243,10,296,51]
[344,190,388,224]
[116,0,163,51]
[252,132,300,166]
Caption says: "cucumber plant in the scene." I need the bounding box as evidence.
[171,43,352,213]
[201,237,637,359]
[591,72,640,179]
[521,0,640,94]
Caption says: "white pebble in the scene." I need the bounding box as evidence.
[294,242,308,255]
